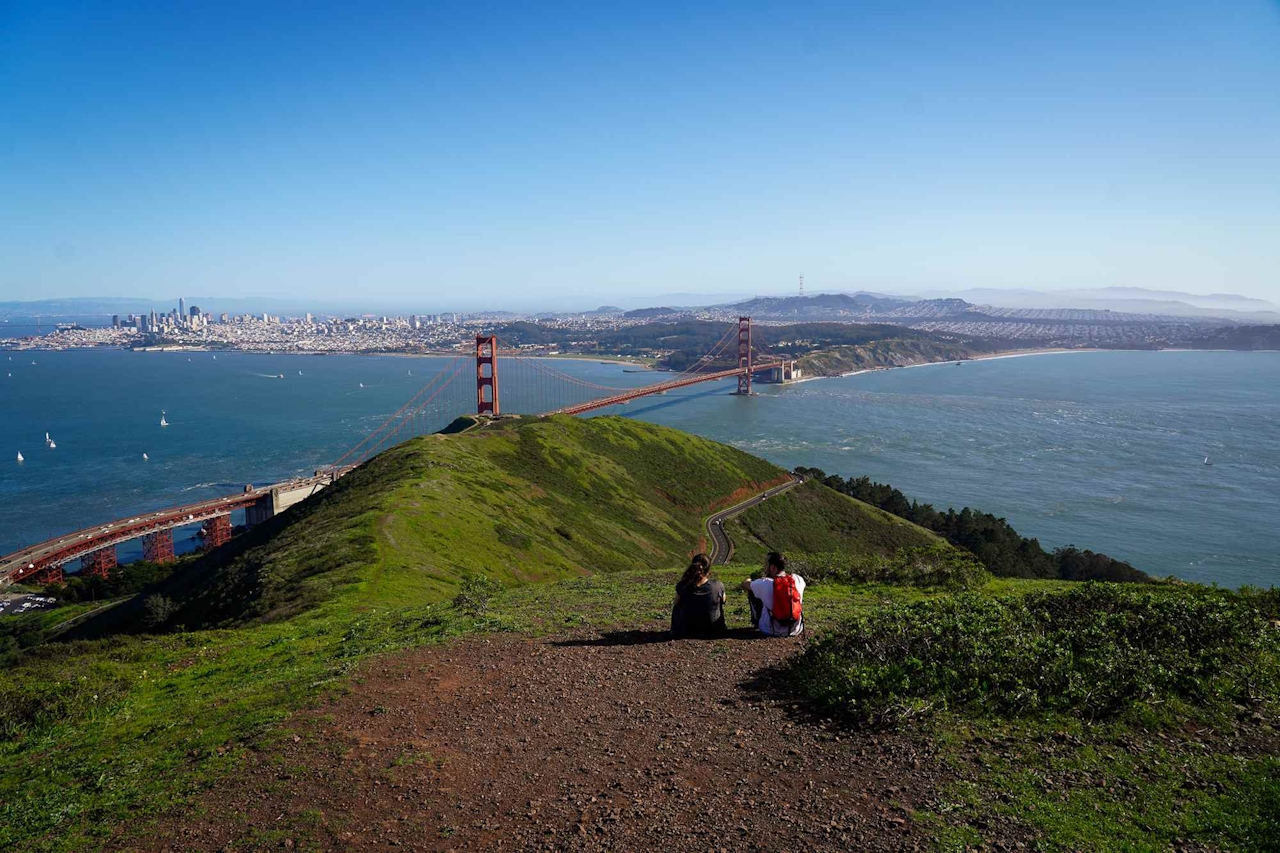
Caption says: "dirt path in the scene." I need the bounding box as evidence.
[130,629,952,852]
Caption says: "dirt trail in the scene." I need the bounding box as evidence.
[131,630,952,852]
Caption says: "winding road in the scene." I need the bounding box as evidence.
[704,474,803,564]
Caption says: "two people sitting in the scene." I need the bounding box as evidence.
[670,550,804,639]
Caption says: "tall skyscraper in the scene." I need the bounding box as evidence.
[178,297,186,319]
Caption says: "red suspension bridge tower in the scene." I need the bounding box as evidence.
[736,316,752,396]
[476,335,500,415]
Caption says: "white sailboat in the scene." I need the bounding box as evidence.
[212,355,218,360]
[143,453,149,460]
[358,382,364,388]
[48,440,56,449]
[1203,456,1212,466]
[45,432,51,446]
[16,451,23,463]
[160,411,169,427]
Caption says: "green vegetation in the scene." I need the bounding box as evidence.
[789,583,1279,726]
[42,558,185,605]
[796,467,1151,582]
[0,416,850,851]
[84,415,785,633]
[1,416,1274,852]
[785,583,1280,849]
[792,546,991,590]
[492,319,996,373]
[726,479,944,565]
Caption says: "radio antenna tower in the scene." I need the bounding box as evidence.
[798,274,805,298]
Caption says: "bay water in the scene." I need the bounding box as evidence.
[1,348,1276,587]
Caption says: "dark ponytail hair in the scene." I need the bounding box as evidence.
[680,553,711,588]
[766,551,788,574]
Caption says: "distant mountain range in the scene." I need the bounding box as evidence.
[2,286,1277,325]
[692,290,1278,326]
[913,287,1280,322]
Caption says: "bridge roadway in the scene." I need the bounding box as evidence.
[0,471,346,587]
[548,360,786,416]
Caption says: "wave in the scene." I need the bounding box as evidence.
[179,481,240,492]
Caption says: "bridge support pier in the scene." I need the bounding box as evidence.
[736,316,752,395]
[142,530,175,565]
[81,547,117,579]
[30,565,64,586]
[202,515,232,550]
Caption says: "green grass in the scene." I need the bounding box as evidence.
[790,583,1280,851]
[2,416,1273,852]
[787,583,1279,724]
[922,713,1279,852]
[727,479,945,564]
[0,416,905,851]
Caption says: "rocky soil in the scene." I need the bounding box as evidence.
[127,628,967,852]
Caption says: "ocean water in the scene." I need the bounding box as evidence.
[1,348,1277,587]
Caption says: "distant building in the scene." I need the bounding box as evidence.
[219,313,229,323]
[190,305,200,317]
[179,297,186,320]
[111,314,120,328]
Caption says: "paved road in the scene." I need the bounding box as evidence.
[704,474,803,565]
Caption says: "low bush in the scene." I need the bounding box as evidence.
[793,546,990,590]
[452,573,501,617]
[788,583,1280,726]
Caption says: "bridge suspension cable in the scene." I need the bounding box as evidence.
[326,318,780,471]
[328,354,470,470]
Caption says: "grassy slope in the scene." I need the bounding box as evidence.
[726,479,945,565]
[131,414,786,630]
[2,415,878,851]
[5,416,1269,852]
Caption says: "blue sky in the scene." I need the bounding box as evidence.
[2,1,1278,309]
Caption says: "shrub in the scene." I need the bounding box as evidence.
[452,573,501,617]
[141,594,177,629]
[788,584,1280,726]
[792,546,990,590]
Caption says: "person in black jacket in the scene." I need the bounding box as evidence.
[670,553,727,638]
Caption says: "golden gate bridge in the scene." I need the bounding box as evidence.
[2,317,791,586]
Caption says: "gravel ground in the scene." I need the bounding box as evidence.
[129,628,958,852]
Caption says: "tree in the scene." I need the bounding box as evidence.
[142,594,177,629]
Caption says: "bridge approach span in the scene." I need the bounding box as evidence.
[0,471,347,587]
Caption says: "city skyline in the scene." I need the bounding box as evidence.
[3,1,1279,304]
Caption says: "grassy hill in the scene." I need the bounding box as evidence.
[0,415,944,851]
[1,415,1273,852]
[726,479,945,564]
[106,415,792,631]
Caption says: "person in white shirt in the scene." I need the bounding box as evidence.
[738,551,805,637]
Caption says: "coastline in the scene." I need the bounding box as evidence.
[831,347,1106,379]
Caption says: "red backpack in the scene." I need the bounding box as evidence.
[771,574,802,623]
